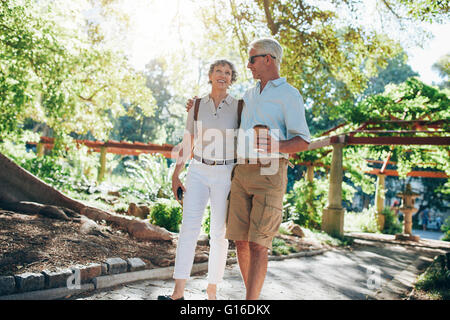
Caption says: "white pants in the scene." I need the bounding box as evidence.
[173,159,234,284]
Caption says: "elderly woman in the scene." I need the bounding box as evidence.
[158,59,242,300]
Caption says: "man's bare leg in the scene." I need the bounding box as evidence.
[246,241,268,300]
[235,240,250,290]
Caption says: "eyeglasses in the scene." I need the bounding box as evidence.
[248,54,276,64]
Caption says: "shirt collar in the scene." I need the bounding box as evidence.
[205,94,232,105]
[271,77,286,87]
[256,77,286,89]
[223,94,233,105]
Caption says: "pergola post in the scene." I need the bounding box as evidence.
[36,143,45,157]
[375,174,386,231]
[306,165,314,183]
[97,146,107,183]
[322,143,345,237]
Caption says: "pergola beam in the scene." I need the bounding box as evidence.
[346,136,450,146]
[367,169,448,178]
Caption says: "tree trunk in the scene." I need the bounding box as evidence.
[0,152,172,241]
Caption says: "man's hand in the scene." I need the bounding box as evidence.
[255,133,277,154]
[186,96,198,112]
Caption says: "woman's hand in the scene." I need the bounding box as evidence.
[172,175,186,203]
[185,96,198,112]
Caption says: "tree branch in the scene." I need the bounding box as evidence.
[263,0,280,35]
[380,0,402,19]
[79,85,107,102]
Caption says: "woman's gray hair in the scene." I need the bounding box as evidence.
[249,38,283,69]
[208,59,238,84]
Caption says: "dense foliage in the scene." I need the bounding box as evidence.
[296,78,450,200]
[149,200,182,233]
[1,1,448,235]
[0,0,155,143]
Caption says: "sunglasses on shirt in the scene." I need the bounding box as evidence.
[248,54,276,64]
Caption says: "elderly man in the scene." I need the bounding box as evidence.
[226,38,310,300]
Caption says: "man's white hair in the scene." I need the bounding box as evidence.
[249,38,283,69]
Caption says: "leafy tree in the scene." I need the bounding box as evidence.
[296,77,449,213]
[108,58,188,145]
[201,0,449,117]
[380,0,449,23]
[0,0,156,144]
[363,52,419,96]
[432,53,450,89]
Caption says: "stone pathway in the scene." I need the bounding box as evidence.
[71,238,447,300]
[412,229,445,241]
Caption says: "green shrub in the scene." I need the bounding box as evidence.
[284,176,356,230]
[344,207,379,233]
[441,217,450,242]
[415,254,450,299]
[202,205,211,236]
[149,200,182,232]
[302,228,354,247]
[284,179,327,229]
[271,238,297,256]
[124,154,175,201]
[382,207,403,235]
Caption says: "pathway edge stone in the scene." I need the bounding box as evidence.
[0,248,328,299]
[0,283,95,300]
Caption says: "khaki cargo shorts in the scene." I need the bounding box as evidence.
[225,159,288,250]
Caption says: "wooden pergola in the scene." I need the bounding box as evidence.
[300,119,449,237]
[29,136,175,182]
[29,119,449,237]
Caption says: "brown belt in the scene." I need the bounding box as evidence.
[193,155,237,166]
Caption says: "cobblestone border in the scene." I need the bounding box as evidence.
[0,248,328,300]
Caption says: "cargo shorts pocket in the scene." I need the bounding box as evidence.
[225,191,231,224]
[258,195,283,237]
[230,164,238,181]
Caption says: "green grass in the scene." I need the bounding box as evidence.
[302,228,354,247]
[415,254,450,300]
[271,238,298,256]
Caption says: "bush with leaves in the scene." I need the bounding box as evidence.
[202,205,211,237]
[271,238,298,256]
[124,154,176,201]
[441,217,450,242]
[284,178,327,229]
[344,207,380,233]
[284,174,356,230]
[382,207,403,235]
[415,254,450,300]
[148,199,182,233]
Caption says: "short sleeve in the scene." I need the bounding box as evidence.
[284,90,311,143]
[185,105,195,135]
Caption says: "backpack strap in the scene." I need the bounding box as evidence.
[237,99,244,128]
[194,98,201,121]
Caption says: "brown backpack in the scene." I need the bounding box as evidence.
[194,98,244,127]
